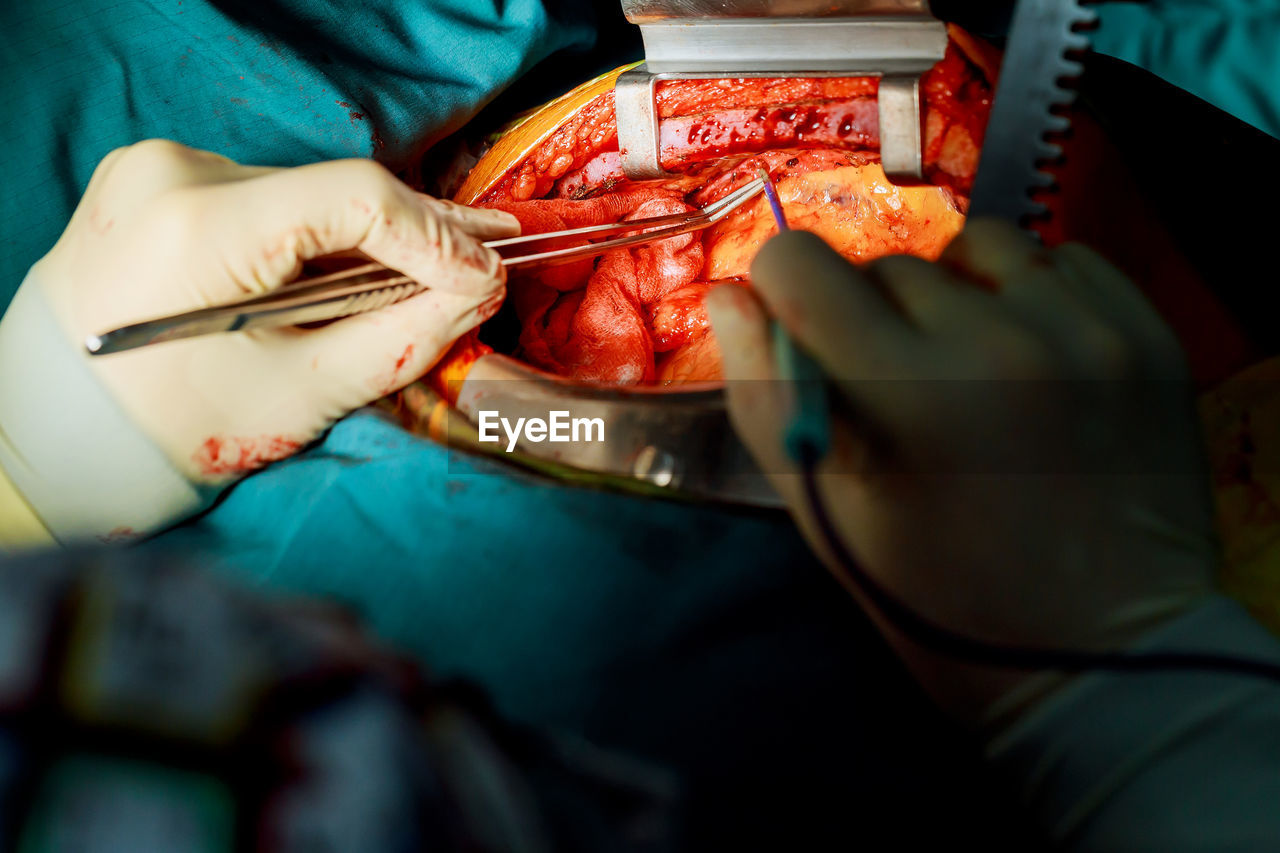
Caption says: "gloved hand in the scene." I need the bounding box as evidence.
[705,221,1219,728]
[0,140,516,544]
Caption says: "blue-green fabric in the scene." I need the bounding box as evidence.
[0,0,597,307]
[1093,0,1280,139]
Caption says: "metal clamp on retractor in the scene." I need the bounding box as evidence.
[616,0,947,183]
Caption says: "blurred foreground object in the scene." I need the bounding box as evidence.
[0,550,674,852]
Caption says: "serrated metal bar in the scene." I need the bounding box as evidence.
[968,0,1097,223]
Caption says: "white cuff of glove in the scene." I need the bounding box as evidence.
[0,269,210,544]
[986,595,1280,848]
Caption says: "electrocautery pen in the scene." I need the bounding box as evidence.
[756,169,831,466]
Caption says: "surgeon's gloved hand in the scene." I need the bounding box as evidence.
[705,221,1219,729]
[0,140,516,544]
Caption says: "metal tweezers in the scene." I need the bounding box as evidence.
[85,178,766,355]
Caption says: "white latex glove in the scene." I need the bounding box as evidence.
[705,221,1219,729]
[0,140,517,543]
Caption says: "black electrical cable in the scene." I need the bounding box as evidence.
[796,446,1280,685]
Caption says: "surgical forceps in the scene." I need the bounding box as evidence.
[86,178,766,355]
